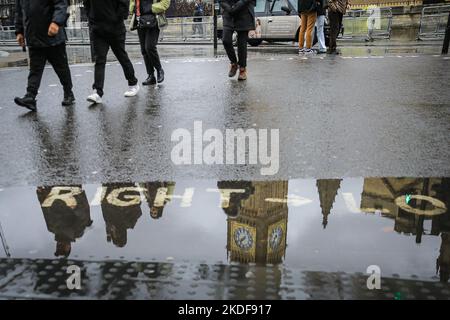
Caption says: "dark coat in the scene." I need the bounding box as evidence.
[137,0,154,16]
[221,0,256,32]
[298,0,317,13]
[83,0,129,37]
[15,0,68,48]
[316,0,326,16]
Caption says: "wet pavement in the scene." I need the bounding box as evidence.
[0,43,449,299]
[0,53,449,185]
[0,42,445,67]
[0,177,449,299]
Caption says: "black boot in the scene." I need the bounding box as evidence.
[156,68,164,83]
[62,91,75,106]
[14,93,37,112]
[142,74,156,86]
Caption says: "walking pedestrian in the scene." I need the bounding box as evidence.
[131,0,171,86]
[221,0,256,81]
[315,0,327,54]
[83,0,140,105]
[193,0,205,36]
[327,0,348,54]
[298,0,319,55]
[13,0,75,112]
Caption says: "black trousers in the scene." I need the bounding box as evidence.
[329,11,343,51]
[222,29,248,68]
[91,31,137,97]
[27,44,73,98]
[138,27,162,76]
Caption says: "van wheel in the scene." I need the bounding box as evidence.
[248,39,262,47]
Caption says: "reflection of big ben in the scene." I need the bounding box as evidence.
[225,181,288,264]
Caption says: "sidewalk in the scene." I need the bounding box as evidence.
[0,40,445,68]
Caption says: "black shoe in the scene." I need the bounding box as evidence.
[142,74,157,86]
[14,94,37,112]
[156,68,164,83]
[62,91,75,106]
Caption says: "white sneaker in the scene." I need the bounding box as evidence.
[87,90,102,104]
[304,48,315,55]
[124,84,140,97]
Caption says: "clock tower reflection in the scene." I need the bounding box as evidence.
[219,181,289,264]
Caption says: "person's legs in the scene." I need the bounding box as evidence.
[109,33,138,86]
[328,11,339,52]
[14,46,46,110]
[299,13,307,49]
[237,30,248,68]
[138,28,153,76]
[46,44,74,96]
[26,47,47,98]
[305,12,317,49]
[198,18,204,35]
[316,14,326,52]
[237,30,248,80]
[91,32,110,97]
[222,28,238,65]
[144,27,162,72]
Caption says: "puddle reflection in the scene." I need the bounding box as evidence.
[0,177,449,282]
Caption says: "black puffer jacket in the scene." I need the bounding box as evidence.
[15,0,68,48]
[221,0,256,32]
[83,0,129,37]
[298,0,317,13]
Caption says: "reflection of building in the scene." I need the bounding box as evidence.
[224,181,288,264]
[360,178,448,239]
[316,179,342,229]
[361,178,450,282]
[437,232,450,282]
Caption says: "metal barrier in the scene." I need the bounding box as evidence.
[0,16,214,45]
[342,7,393,40]
[418,5,450,40]
[158,16,214,42]
[0,26,16,43]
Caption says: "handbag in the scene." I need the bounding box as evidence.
[138,13,158,29]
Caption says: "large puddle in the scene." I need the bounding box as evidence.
[0,177,449,283]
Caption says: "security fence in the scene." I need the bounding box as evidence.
[2,7,450,45]
[0,16,215,45]
[342,7,393,40]
[418,4,450,40]
[158,16,214,42]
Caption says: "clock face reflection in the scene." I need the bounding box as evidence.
[234,227,254,250]
[269,226,283,250]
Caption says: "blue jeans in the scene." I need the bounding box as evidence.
[316,14,326,52]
